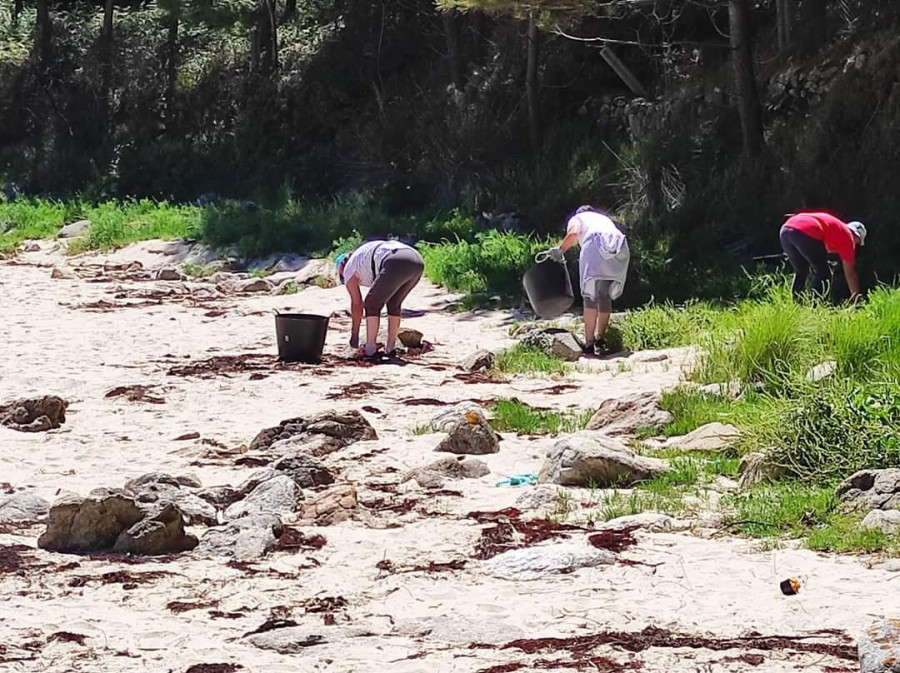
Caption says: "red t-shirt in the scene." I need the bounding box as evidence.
[783,212,857,263]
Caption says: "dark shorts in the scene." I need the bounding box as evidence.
[780,225,831,298]
[582,279,613,313]
[364,247,425,317]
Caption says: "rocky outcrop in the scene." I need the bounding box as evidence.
[38,493,144,553]
[836,469,900,513]
[224,475,302,521]
[0,396,68,432]
[861,510,900,536]
[112,503,198,555]
[249,411,376,455]
[539,432,670,487]
[272,453,335,489]
[586,392,672,437]
[435,409,500,455]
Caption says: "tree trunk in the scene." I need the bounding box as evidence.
[776,0,793,52]
[253,0,278,75]
[441,10,462,88]
[165,12,179,125]
[526,12,541,155]
[800,0,827,55]
[101,0,115,128]
[13,0,23,28]
[729,0,764,158]
[35,0,52,69]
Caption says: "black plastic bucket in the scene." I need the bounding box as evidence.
[275,313,330,363]
[523,254,574,319]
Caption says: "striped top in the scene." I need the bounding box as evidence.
[343,240,409,287]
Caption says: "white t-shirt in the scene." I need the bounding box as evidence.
[566,211,627,254]
[343,240,409,287]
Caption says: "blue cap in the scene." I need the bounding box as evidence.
[335,253,349,283]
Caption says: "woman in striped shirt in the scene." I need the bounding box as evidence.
[335,240,425,358]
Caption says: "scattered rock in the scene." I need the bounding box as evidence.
[737,452,787,489]
[124,473,215,526]
[697,380,744,399]
[460,349,495,372]
[521,328,582,362]
[51,266,78,280]
[403,456,490,485]
[224,475,301,521]
[113,504,198,555]
[21,241,40,252]
[539,432,670,487]
[483,543,615,581]
[157,268,186,282]
[237,469,279,495]
[435,409,500,455]
[0,492,51,523]
[247,625,374,653]
[858,618,900,673]
[666,422,740,452]
[630,351,669,363]
[861,510,900,536]
[0,395,68,433]
[197,514,284,561]
[195,486,242,508]
[269,434,342,458]
[272,454,335,489]
[293,259,336,285]
[218,277,274,294]
[394,617,525,644]
[124,473,182,493]
[836,469,900,513]
[249,411,376,454]
[514,486,571,511]
[806,360,838,383]
[595,512,689,533]
[430,403,486,433]
[397,329,423,349]
[38,493,144,553]
[58,220,91,239]
[300,485,358,525]
[586,392,672,437]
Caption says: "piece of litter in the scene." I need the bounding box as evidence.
[495,474,538,487]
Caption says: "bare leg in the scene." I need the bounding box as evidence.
[386,315,401,353]
[583,307,598,347]
[365,315,380,356]
[596,312,611,340]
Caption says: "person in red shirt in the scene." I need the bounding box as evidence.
[779,212,866,300]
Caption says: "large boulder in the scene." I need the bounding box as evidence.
[666,423,740,452]
[37,493,143,553]
[586,392,672,437]
[0,493,51,523]
[224,475,301,521]
[435,409,500,456]
[861,510,900,536]
[837,469,900,513]
[539,432,670,487]
[272,454,335,489]
[113,504,198,555]
[196,514,283,560]
[0,396,68,433]
[859,618,900,673]
[483,543,615,581]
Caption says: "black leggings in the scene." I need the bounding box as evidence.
[780,225,830,298]
[364,248,424,317]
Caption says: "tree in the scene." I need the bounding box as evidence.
[35,0,52,69]
[800,0,827,55]
[729,0,764,158]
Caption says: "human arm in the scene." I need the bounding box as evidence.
[559,232,579,254]
[842,259,861,299]
[345,275,364,347]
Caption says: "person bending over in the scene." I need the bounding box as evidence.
[335,240,425,358]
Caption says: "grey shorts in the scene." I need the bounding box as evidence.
[364,247,424,317]
[582,279,613,313]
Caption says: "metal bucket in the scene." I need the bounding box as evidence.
[274,313,330,363]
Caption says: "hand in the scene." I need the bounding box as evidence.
[546,247,565,263]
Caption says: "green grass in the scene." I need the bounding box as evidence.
[182,263,219,278]
[490,398,592,436]
[654,387,787,438]
[613,301,718,351]
[494,343,570,377]
[0,199,69,254]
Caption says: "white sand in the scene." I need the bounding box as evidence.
[0,241,895,672]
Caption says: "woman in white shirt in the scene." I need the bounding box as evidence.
[335,240,425,358]
[547,206,629,355]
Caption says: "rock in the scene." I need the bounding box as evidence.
[861,510,900,536]
[539,432,670,487]
[435,410,500,456]
[113,504,198,555]
[224,475,301,520]
[124,473,182,493]
[586,392,672,437]
[269,434,342,458]
[859,618,900,673]
[293,258,336,285]
[515,486,570,511]
[404,471,447,489]
[272,453,335,489]
[156,268,186,282]
[806,360,837,383]
[238,468,279,495]
[397,329,423,348]
[836,469,900,513]
[300,485,357,525]
[461,349,495,372]
[394,617,524,644]
[51,266,78,280]
[630,351,669,364]
[403,456,490,484]
[37,493,144,553]
[247,625,375,653]
[697,381,743,399]
[0,395,68,433]
[0,492,51,523]
[195,486,242,508]
[738,452,787,489]
[123,473,213,525]
[548,330,582,362]
[196,514,283,561]
[595,512,689,533]
[430,403,486,433]
[21,241,40,253]
[271,254,309,273]
[249,411,376,454]
[58,220,91,239]
[218,277,274,294]
[175,473,203,489]
[483,543,615,581]
[666,423,740,452]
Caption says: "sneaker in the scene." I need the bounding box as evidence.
[581,342,596,358]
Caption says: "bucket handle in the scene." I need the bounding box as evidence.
[272,308,281,316]
[535,250,557,264]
